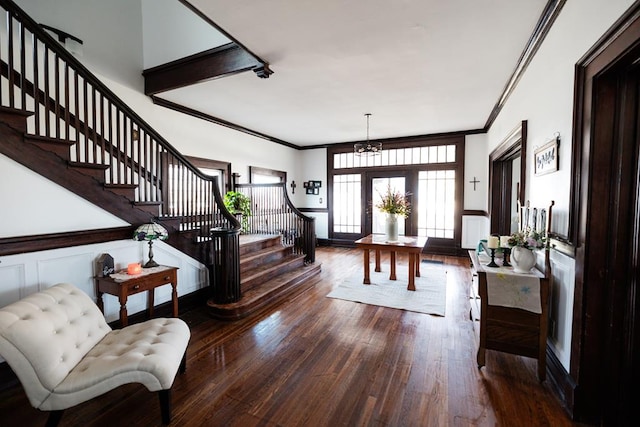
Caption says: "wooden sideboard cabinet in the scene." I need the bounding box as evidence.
[469,250,550,381]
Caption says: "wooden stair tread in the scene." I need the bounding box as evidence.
[239,234,281,255]
[0,106,32,116]
[241,254,305,284]
[134,201,162,206]
[207,262,321,320]
[24,134,75,145]
[104,183,138,189]
[68,161,110,170]
[240,244,292,264]
[239,234,281,246]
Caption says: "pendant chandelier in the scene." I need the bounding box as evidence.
[354,113,382,156]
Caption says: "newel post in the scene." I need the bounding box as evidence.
[208,227,241,303]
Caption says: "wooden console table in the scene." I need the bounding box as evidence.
[469,250,549,381]
[354,234,428,290]
[95,265,179,327]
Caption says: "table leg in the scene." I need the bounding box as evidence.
[363,249,371,284]
[408,254,416,291]
[375,249,381,272]
[477,347,486,368]
[147,289,155,319]
[96,291,104,313]
[171,282,179,318]
[390,251,396,280]
[415,253,421,277]
[118,295,128,327]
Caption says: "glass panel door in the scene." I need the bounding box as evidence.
[371,177,406,236]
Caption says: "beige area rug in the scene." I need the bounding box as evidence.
[327,264,447,316]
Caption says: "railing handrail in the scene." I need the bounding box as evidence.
[0,0,215,185]
[235,182,314,222]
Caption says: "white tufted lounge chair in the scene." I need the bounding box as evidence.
[0,283,190,426]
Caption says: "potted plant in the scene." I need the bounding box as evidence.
[506,228,545,273]
[223,191,252,232]
[375,185,411,241]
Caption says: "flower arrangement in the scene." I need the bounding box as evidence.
[507,228,546,249]
[375,185,411,218]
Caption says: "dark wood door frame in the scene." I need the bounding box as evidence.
[569,3,640,424]
[489,121,527,235]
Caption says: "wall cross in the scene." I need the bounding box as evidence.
[470,176,480,191]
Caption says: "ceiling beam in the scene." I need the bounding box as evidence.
[143,43,271,96]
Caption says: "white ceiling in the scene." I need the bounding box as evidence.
[157,0,547,147]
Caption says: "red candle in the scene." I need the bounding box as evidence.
[127,263,142,275]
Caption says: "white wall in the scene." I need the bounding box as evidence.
[0,154,127,238]
[462,133,489,248]
[15,0,144,91]
[141,0,230,69]
[486,0,636,371]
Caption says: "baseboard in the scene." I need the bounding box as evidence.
[546,343,578,420]
[317,238,331,246]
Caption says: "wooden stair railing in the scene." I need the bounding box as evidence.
[235,183,316,263]
[0,0,242,297]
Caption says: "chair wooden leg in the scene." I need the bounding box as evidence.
[159,389,172,425]
[46,410,64,427]
[179,350,187,374]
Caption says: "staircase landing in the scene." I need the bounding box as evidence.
[207,234,321,320]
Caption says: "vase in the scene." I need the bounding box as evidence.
[510,246,536,273]
[385,213,399,242]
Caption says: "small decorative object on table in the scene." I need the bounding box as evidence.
[507,228,545,273]
[127,263,142,275]
[375,185,411,242]
[96,253,114,277]
[500,236,511,267]
[486,235,500,267]
[133,222,169,268]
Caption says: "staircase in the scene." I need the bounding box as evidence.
[207,235,321,319]
[0,0,319,319]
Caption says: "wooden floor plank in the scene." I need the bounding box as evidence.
[0,247,585,426]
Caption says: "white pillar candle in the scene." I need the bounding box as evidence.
[487,236,499,249]
[500,236,510,247]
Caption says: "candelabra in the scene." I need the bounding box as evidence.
[502,247,511,267]
[486,248,499,267]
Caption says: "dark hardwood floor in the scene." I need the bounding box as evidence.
[0,247,585,426]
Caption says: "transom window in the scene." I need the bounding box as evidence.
[333,145,456,169]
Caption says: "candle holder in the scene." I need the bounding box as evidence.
[502,247,511,267]
[486,248,499,267]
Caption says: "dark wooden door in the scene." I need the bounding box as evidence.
[581,54,640,426]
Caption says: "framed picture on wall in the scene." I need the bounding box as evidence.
[534,137,559,176]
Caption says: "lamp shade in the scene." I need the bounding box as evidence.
[133,222,168,242]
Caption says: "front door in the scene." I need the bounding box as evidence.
[365,172,411,237]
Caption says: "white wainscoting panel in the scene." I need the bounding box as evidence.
[549,249,575,371]
[0,263,26,305]
[0,239,208,323]
[462,215,489,249]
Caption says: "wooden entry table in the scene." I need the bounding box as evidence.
[95,265,179,327]
[354,234,428,290]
